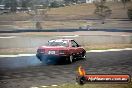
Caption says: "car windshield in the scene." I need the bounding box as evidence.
[46,40,68,47]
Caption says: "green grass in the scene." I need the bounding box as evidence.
[39,81,132,88]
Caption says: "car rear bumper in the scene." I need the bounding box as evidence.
[36,53,69,64]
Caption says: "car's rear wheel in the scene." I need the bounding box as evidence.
[68,55,73,63]
[36,54,42,61]
[82,52,86,59]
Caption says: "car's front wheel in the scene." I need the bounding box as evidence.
[82,52,86,59]
[67,55,73,63]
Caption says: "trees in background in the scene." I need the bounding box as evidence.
[26,2,50,30]
[50,1,65,8]
[4,0,32,12]
[50,1,60,8]
[127,8,132,20]
[2,0,50,29]
[120,0,132,20]
[1,0,131,26]
[121,0,131,9]
[4,0,18,12]
[94,0,112,24]
[21,0,31,10]
[64,0,79,5]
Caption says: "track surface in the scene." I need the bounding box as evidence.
[0,50,132,88]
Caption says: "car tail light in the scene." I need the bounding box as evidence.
[59,50,67,55]
[37,49,45,53]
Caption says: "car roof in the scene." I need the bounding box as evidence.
[50,39,73,41]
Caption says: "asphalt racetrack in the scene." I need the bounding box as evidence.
[0,50,132,88]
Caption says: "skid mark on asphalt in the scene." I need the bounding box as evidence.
[0,65,132,88]
[0,50,132,88]
[0,64,131,81]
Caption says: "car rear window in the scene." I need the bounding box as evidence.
[46,40,69,47]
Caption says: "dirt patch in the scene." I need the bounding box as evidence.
[2,19,132,30]
[0,13,31,21]
[0,2,132,29]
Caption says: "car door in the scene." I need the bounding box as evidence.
[70,40,80,57]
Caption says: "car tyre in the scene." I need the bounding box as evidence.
[68,55,73,63]
[82,52,86,59]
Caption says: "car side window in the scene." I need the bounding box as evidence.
[71,40,79,47]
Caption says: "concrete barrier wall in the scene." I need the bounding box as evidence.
[0,35,132,48]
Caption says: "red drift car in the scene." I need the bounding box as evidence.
[36,39,86,64]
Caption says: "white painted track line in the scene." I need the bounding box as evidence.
[51,85,58,87]
[0,36,16,39]
[30,87,38,88]
[87,48,132,52]
[0,54,36,58]
[57,35,79,37]
[41,86,48,87]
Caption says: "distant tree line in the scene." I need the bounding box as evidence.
[0,0,83,11]
[0,0,131,20]
[0,0,32,12]
[64,0,79,5]
[94,0,112,23]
